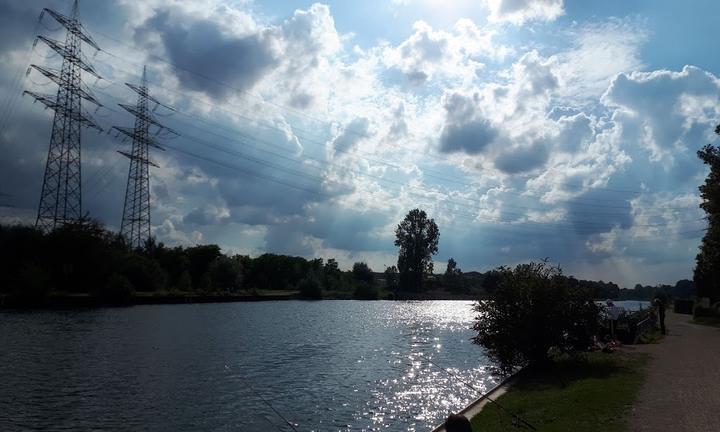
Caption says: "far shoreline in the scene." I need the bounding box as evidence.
[0,291,656,310]
[0,290,487,309]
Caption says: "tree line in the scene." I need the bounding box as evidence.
[0,217,695,307]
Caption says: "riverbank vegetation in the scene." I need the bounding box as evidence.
[0,221,487,306]
[0,219,697,307]
[471,351,649,432]
[472,261,601,374]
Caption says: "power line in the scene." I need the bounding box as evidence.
[161,141,706,239]
[78,85,704,233]
[14,8,705,244]
[85,24,649,197]
[84,83,701,222]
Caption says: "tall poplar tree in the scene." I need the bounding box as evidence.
[694,125,720,302]
[394,209,439,292]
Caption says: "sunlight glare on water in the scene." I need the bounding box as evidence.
[0,301,496,431]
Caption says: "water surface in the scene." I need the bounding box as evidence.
[0,301,494,431]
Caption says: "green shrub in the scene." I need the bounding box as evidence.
[99,273,135,305]
[694,305,719,318]
[12,262,51,304]
[674,299,694,315]
[120,254,167,292]
[298,272,322,299]
[353,282,378,300]
[472,261,600,374]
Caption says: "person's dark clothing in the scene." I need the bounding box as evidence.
[445,414,472,432]
[656,298,666,334]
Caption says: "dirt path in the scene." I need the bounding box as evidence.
[627,311,720,431]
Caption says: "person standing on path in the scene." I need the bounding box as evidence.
[654,296,666,334]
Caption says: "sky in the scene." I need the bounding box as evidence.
[0,0,718,288]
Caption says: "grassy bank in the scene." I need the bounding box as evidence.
[692,316,720,328]
[471,351,649,432]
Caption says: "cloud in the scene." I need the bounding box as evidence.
[133,2,342,105]
[328,117,371,158]
[381,19,509,86]
[0,0,715,288]
[603,65,720,163]
[393,21,449,84]
[134,7,278,99]
[494,141,549,173]
[484,0,564,25]
[554,18,648,101]
[440,119,498,154]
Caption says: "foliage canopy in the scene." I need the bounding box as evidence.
[394,209,439,292]
[694,128,720,302]
[472,261,601,374]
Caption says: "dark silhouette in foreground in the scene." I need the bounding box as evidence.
[654,296,666,334]
[694,125,720,303]
[445,414,473,432]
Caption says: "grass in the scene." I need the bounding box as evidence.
[471,352,649,432]
[691,316,720,328]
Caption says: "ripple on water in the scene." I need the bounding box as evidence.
[0,300,496,431]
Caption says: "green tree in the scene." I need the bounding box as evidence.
[472,261,600,373]
[445,258,460,276]
[694,131,720,302]
[298,271,323,299]
[352,262,374,284]
[186,245,222,290]
[384,265,398,292]
[352,262,378,299]
[99,273,135,305]
[444,258,466,293]
[322,258,343,291]
[208,255,244,293]
[482,270,501,294]
[394,209,439,292]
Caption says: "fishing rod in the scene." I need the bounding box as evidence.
[225,364,300,432]
[425,358,537,431]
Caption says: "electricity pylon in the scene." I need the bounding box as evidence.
[112,66,175,248]
[23,0,103,231]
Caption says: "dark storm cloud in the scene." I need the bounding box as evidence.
[439,119,498,154]
[0,0,49,52]
[134,8,278,99]
[304,205,394,252]
[494,142,549,174]
[438,91,498,154]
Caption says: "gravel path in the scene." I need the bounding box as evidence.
[628,311,720,431]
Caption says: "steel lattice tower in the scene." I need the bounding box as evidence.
[24,0,102,231]
[113,66,173,248]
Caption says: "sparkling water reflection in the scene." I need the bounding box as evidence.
[0,301,495,431]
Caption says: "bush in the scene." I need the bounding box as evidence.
[99,273,135,305]
[298,272,322,299]
[353,282,378,300]
[120,254,167,292]
[352,262,374,285]
[472,262,600,374]
[694,305,719,318]
[674,299,694,315]
[12,263,51,304]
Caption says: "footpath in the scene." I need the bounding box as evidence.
[628,311,720,431]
